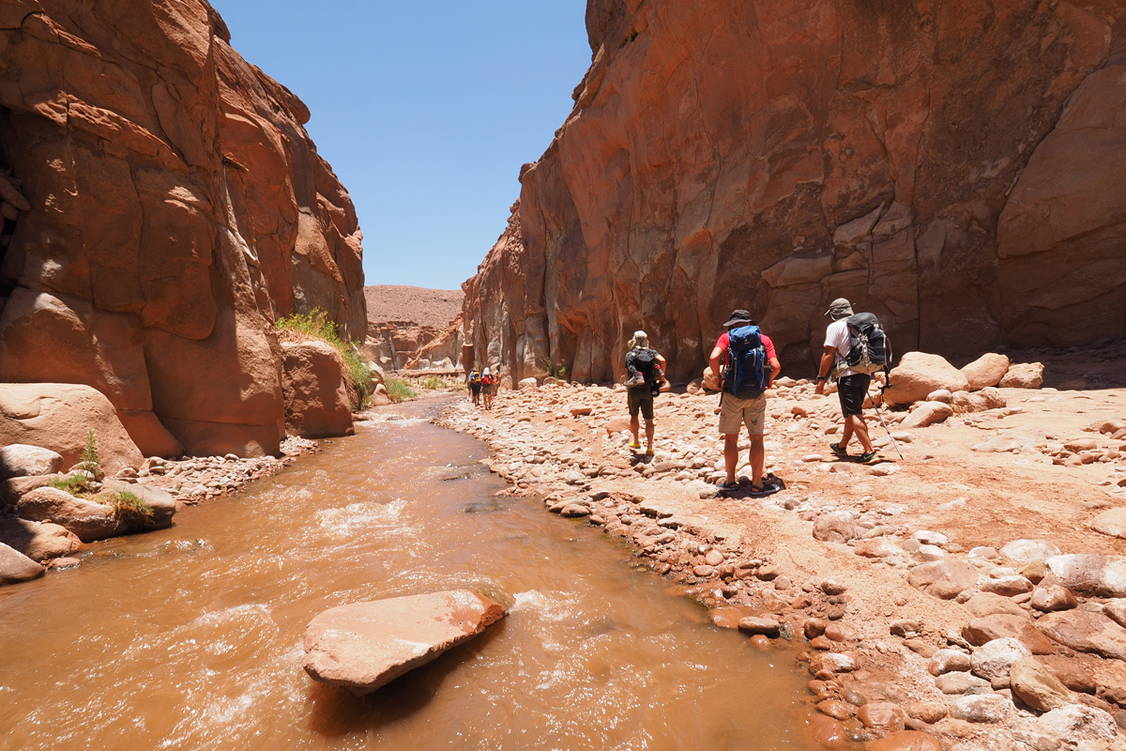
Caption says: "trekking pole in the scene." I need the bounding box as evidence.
[870,385,905,461]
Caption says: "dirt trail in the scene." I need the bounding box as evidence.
[439,363,1126,750]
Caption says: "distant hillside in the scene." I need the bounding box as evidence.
[364,285,463,329]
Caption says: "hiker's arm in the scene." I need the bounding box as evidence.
[768,357,781,388]
[657,353,668,377]
[708,346,723,380]
[815,346,835,395]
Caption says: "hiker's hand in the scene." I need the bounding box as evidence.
[815,381,825,395]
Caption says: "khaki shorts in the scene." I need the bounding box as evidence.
[718,392,766,435]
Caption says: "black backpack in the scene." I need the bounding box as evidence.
[843,313,891,375]
[625,348,659,390]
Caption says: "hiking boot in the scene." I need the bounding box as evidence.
[829,442,848,458]
[645,448,655,456]
[858,451,879,464]
[628,440,641,450]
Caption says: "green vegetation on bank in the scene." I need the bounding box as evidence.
[384,376,417,403]
[47,429,155,522]
[276,308,373,409]
[418,375,459,390]
[104,490,154,524]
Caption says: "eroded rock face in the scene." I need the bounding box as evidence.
[302,590,507,695]
[0,1,364,457]
[461,1,1126,383]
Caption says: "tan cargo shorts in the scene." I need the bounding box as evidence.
[718,392,766,435]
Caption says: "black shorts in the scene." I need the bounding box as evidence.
[470,383,481,395]
[837,373,871,417]
[627,388,654,420]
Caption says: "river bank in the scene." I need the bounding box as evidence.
[437,369,1126,750]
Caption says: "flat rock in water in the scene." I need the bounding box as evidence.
[302,590,506,695]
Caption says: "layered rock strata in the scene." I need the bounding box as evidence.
[0,0,364,456]
[462,1,1126,383]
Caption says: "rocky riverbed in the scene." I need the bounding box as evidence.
[438,354,1126,750]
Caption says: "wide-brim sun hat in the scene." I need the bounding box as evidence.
[824,298,854,319]
[722,309,755,327]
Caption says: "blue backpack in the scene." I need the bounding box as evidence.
[724,325,768,398]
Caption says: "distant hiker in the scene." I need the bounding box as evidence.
[815,297,891,463]
[481,367,497,410]
[623,330,667,455]
[467,368,482,406]
[708,310,781,493]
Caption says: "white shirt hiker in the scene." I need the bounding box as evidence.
[824,319,858,379]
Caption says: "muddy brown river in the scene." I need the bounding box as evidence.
[0,399,824,750]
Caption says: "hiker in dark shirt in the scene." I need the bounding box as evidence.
[623,330,667,456]
[466,369,482,406]
[707,310,781,493]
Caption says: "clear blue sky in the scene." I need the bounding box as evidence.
[210,1,590,290]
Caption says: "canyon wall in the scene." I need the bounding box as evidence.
[462,0,1126,383]
[0,0,364,456]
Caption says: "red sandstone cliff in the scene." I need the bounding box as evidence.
[0,0,364,456]
[462,1,1126,383]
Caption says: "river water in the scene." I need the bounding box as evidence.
[0,399,823,750]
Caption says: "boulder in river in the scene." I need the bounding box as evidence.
[302,590,506,695]
[0,541,45,584]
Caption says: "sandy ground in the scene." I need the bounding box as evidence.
[437,355,1126,750]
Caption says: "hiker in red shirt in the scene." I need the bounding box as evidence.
[707,310,781,494]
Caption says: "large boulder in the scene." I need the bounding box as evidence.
[1000,362,1045,389]
[16,487,121,542]
[884,353,970,407]
[0,384,142,474]
[970,637,1031,685]
[949,387,1006,414]
[0,444,63,480]
[0,541,45,584]
[960,353,1011,390]
[281,341,354,439]
[1009,657,1071,712]
[900,401,953,428]
[0,517,81,561]
[1036,610,1126,661]
[302,590,506,695]
[906,559,979,599]
[1022,705,1121,750]
[1046,554,1126,597]
[0,474,61,508]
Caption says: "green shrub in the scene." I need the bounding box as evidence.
[49,474,93,496]
[104,490,154,526]
[81,428,99,468]
[547,362,568,380]
[277,308,373,409]
[384,376,417,403]
[418,375,455,391]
